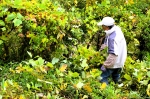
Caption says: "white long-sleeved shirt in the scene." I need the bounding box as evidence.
[104,25,127,68]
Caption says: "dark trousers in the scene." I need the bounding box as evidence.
[100,68,122,84]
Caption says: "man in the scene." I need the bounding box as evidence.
[97,17,127,84]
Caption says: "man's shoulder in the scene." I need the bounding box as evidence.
[109,31,116,39]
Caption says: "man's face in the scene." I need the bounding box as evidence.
[102,25,109,31]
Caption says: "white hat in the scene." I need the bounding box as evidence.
[97,17,115,26]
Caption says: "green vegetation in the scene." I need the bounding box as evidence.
[0,0,150,98]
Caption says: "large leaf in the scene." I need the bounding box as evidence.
[81,59,88,68]
[13,18,22,26]
[147,9,150,17]
[124,74,132,80]
[0,40,3,45]
[1,27,6,31]
[83,83,92,93]
[147,71,150,77]
[37,57,44,65]
[39,4,47,10]
[42,38,48,43]
[140,80,149,85]
[6,13,16,21]
[76,81,84,89]
[14,0,22,4]
[29,59,36,67]
[0,95,2,99]
[46,62,53,68]
[17,13,24,20]
[100,82,107,90]
[0,20,5,26]
[59,64,67,72]
[69,71,79,78]
[14,0,23,8]
[0,35,8,41]
[26,83,31,90]
[52,57,59,65]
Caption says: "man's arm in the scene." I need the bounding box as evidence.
[104,36,118,67]
[99,36,108,51]
[103,54,117,67]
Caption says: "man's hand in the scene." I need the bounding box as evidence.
[100,44,107,51]
[100,65,106,71]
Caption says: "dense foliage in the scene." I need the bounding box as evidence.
[0,0,150,98]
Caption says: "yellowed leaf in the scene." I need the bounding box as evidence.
[4,81,8,88]
[57,33,65,40]
[60,83,67,90]
[83,83,92,93]
[39,66,47,73]
[91,69,97,73]
[82,95,88,99]
[26,33,32,38]
[74,0,78,5]
[129,16,134,19]
[125,0,134,4]
[100,82,107,90]
[147,84,150,96]
[59,64,67,72]
[19,95,25,99]
[132,19,136,23]
[9,68,15,73]
[42,38,48,43]
[15,65,24,73]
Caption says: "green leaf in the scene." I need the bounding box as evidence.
[0,94,2,99]
[6,13,16,21]
[76,81,84,89]
[47,93,51,99]
[35,83,42,88]
[42,38,48,43]
[17,13,24,20]
[147,71,150,77]
[81,59,88,68]
[13,18,22,26]
[68,71,79,78]
[39,4,47,10]
[26,83,31,90]
[124,74,132,80]
[72,72,79,78]
[140,80,149,85]
[46,62,53,68]
[0,20,5,26]
[82,71,86,78]
[29,59,36,66]
[1,27,6,31]
[27,51,32,58]
[37,57,44,65]
[14,0,22,6]
[133,69,138,76]
[14,0,22,3]
[0,40,3,45]
[52,57,59,65]
[0,35,8,41]
[147,9,150,16]
[8,80,13,85]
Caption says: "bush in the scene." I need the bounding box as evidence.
[0,0,150,98]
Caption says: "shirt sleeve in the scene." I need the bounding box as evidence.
[108,38,119,55]
[103,54,118,67]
